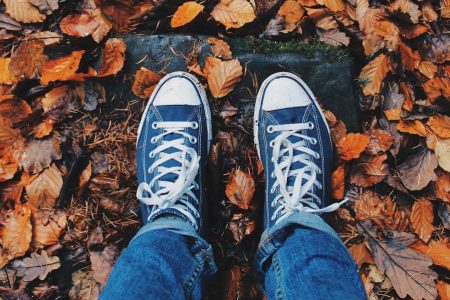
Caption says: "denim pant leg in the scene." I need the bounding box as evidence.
[100,218,217,300]
[255,212,366,300]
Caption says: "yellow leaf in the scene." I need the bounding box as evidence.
[359,54,390,96]
[171,2,204,28]
[397,119,426,137]
[207,59,243,98]
[0,58,14,85]
[211,0,256,29]
[3,0,46,23]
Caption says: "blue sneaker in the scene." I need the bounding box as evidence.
[254,72,346,229]
[136,72,212,233]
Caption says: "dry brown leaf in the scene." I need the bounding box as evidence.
[397,119,426,137]
[277,0,305,32]
[131,67,161,99]
[435,138,450,172]
[442,0,450,18]
[399,147,437,191]
[90,245,119,286]
[12,250,60,282]
[355,190,382,220]
[331,165,345,199]
[422,2,438,22]
[437,281,450,300]
[427,115,450,138]
[29,0,59,15]
[98,38,127,77]
[69,269,100,300]
[411,198,434,243]
[388,0,421,23]
[418,60,437,79]
[350,154,388,187]
[399,41,420,71]
[40,51,85,85]
[298,0,318,6]
[349,242,374,268]
[423,77,450,102]
[318,29,350,46]
[60,9,112,43]
[225,168,255,210]
[0,202,32,268]
[6,40,48,74]
[207,59,243,98]
[211,0,256,29]
[316,0,346,11]
[0,58,14,84]
[305,8,338,30]
[436,172,450,203]
[3,0,46,23]
[32,210,67,247]
[400,82,415,111]
[383,109,402,121]
[365,129,394,155]
[41,84,84,120]
[33,119,54,139]
[373,20,399,51]
[27,31,62,46]
[378,197,410,231]
[411,238,450,270]
[0,150,18,182]
[25,164,63,209]
[358,8,385,34]
[208,37,233,60]
[203,56,222,76]
[171,1,204,28]
[336,133,369,161]
[359,53,390,96]
[14,137,62,174]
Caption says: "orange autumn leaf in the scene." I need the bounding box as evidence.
[411,198,434,243]
[331,165,345,199]
[25,164,63,209]
[33,119,54,139]
[436,172,450,203]
[355,190,382,220]
[225,168,255,210]
[398,40,420,71]
[399,82,414,111]
[411,238,450,270]
[0,58,15,84]
[397,119,427,137]
[40,50,85,85]
[208,37,233,60]
[132,67,162,99]
[350,154,388,187]
[359,53,390,96]
[316,0,346,11]
[0,202,32,268]
[427,115,450,138]
[336,133,369,161]
[3,0,45,23]
[423,77,450,102]
[277,0,305,32]
[203,56,222,76]
[98,38,127,77]
[9,40,48,81]
[348,242,374,268]
[211,0,256,29]
[60,9,112,43]
[32,210,67,247]
[207,59,243,98]
[418,60,437,79]
[365,129,394,155]
[437,281,450,300]
[0,149,18,182]
[171,2,204,28]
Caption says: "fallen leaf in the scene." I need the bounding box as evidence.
[359,53,390,96]
[350,154,388,187]
[40,51,85,85]
[29,0,59,15]
[388,0,421,23]
[97,38,126,77]
[60,9,112,43]
[32,209,67,247]
[435,138,450,172]
[397,119,426,137]
[318,29,350,46]
[427,115,450,138]
[207,59,243,98]
[0,13,22,31]
[442,0,450,18]
[365,129,394,155]
[357,221,437,300]
[33,119,54,138]
[27,31,62,46]
[12,251,60,282]
[69,270,100,300]
[423,77,450,102]
[3,0,46,23]
[418,60,437,79]
[90,245,119,286]
[225,168,255,210]
[411,238,450,270]
[373,20,399,51]
[411,198,434,243]
[316,0,346,11]
[9,40,48,81]
[277,0,305,32]
[41,84,85,120]
[25,164,63,209]
[336,133,369,161]
[208,37,233,60]
[349,242,374,268]
[211,0,256,29]
[203,56,222,76]
[378,197,410,231]
[398,147,437,191]
[0,149,18,182]
[400,81,415,111]
[131,67,161,99]
[331,165,345,199]
[399,41,420,71]
[437,281,450,300]
[0,58,14,84]
[0,202,32,268]
[171,2,204,28]
[355,190,382,220]
[436,172,450,203]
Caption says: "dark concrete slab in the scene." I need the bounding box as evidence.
[111,34,360,131]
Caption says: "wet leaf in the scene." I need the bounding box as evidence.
[211,0,256,29]
[336,133,369,161]
[207,59,243,98]
[359,53,390,96]
[3,0,46,23]
[13,250,60,282]
[131,67,161,99]
[398,147,437,191]
[411,198,434,243]
[40,51,85,85]
[60,9,112,43]
[171,2,204,28]
[97,38,126,77]
[225,168,255,210]
[25,163,63,209]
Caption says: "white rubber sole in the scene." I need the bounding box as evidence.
[137,71,213,152]
[253,72,331,160]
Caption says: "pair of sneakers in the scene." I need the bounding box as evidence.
[136,71,344,234]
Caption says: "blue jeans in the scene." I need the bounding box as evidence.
[100,213,366,299]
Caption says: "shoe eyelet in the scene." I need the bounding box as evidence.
[269,140,275,147]
[151,137,158,144]
[148,167,153,173]
[271,201,276,207]
[270,172,275,179]
[149,151,155,158]
[307,122,314,129]
[189,136,197,144]
[315,153,320,159]
[317,169,322,175]
[194,183,199,190]
[191,122,198,129]
[318,183,323,190]
[270,187,276,193]
[310,138,317,145]
[152,122,158,129]
[267,125,274,133]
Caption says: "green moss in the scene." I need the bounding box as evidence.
[233,36,350,61]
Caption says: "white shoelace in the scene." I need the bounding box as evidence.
[136,121,200,229]
[268,122,347,224]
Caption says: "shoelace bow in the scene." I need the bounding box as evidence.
[136,121,200,229]
[268,122,347,223]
